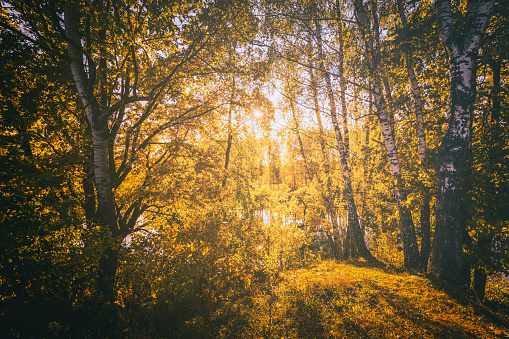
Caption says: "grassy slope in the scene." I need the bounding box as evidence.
[245,260,509,339]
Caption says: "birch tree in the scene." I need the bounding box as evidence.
[305,32,344,259]
[396,0,431,266]
[428,0,495,284]
[60,0,223,299]
[313,7,373,261]
[353,0,420,268]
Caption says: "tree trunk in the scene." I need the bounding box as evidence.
[353,0,420,268]
[473,266,488,300]
[92,127,119,299]
[336,2,350,157]
[306,32,343,260]
[65,6,119,301]
[336,4,358,259]
[428,0,495,284]
[381,73,396,130]
[361,87,373,223]
[314,17,373,261]
[83,137,96,226]
[397,0,431,267]
[420,194,431,266]
[222,78,235,188]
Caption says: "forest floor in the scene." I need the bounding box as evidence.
[245,260,509,338]
[4,259,509,338]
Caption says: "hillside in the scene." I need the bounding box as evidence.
[221,260,509,338]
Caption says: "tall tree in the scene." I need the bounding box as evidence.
[396,0,431,266]
[313,6,373,261]
[353,0,420,268]
[0,0,225,300]
[335,0,350,158]
[64,5,121,300]
[305,31,344,259]
[428,0,496,284]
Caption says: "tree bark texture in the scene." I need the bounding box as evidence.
[473,266,488,300]
[361,89,373,219]
[428,0,495,284]
[314,18,373,261]
[336,2,350,158]
[353,0,420,268]
[65,6,119,300]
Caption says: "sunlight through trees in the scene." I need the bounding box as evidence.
[0,0,508,337]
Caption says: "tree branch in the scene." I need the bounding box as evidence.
[464,0,495,54]
[0,20,70,62]
[436,0,458,56]
[98,95,149,124]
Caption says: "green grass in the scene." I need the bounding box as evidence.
[214,260,509,338]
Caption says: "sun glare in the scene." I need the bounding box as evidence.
[253,109,263,118]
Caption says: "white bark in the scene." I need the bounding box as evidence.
[65,6,119,299]
[396,0,427,162]
[354,0,420,268]
[429,0,495,284]
[336,3,349,157]
[314,18,372,260]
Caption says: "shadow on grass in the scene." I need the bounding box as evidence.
[425,274,509,331]
[286,291,372,339]
[345,257,388,270]
[365,280,481,339]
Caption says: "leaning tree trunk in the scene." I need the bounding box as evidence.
[428,0,495,284]
[314,17,373,261]
[353,0,420,268]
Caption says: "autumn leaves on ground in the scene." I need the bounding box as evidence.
[154,259,509,338]
[160,260,509,338]
[273,261,509,338]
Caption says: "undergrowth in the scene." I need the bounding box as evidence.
[3,260,508,338]
[207,260,509,338]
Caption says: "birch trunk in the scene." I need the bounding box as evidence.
[65,6,118,300]
[381,73,396,129]
[314,18,372,261]
[353,0,420,268]
[361,88,373,219]
[222,78,235,188]
[336,4,358,257]
[396,0,431,266]
[307,32,343,259]
[336,2,350,157]
[428,0,495,284]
